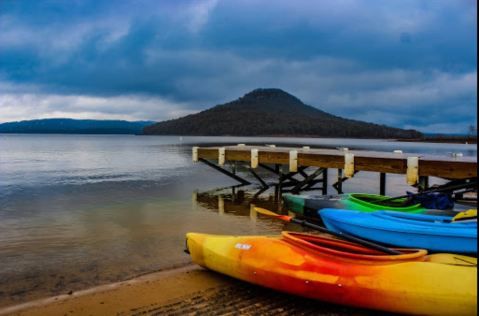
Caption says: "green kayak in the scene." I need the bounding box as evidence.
[282,193,461,220]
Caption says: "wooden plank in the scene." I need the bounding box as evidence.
[298,152,343,169]
[197,148,219,159]
[355,157,407,174]
[419,160,477,179]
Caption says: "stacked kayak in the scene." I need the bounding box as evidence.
[320,209,477,253]
[282,193,464,219]
[186,231,477,316]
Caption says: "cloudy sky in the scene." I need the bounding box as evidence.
[0,0,476,133]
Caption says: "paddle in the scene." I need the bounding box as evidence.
[254,207,402,255]
[376,180,477,206]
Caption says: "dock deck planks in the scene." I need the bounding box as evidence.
[195,145,477,180]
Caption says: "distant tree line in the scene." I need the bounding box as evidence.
[0,118,154,135]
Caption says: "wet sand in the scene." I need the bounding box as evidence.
[1,264,383,316]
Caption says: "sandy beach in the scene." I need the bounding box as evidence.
[0,264,381,316]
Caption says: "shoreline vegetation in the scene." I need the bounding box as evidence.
[397,136,477,144]
[0,119,154,135]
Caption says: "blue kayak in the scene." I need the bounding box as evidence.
[319,209,477,253]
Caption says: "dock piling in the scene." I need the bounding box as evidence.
[198,158,251,185]
[344,153,355,178]
[251,149,259,168]
[380,173,386,195]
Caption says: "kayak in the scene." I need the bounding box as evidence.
[283,193,423,215]
[186,231,477,316]
[320,209,477,253]
[282,193,463,219]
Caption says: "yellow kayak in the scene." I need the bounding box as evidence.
[186,231,477,316]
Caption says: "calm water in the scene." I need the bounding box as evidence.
[0,134,476,307]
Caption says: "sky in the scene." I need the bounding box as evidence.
[0,0,476,133]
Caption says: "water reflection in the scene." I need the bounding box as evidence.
[192,186,303,228]
[193,187,282,217]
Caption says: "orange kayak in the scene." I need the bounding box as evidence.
[186,232,477,316]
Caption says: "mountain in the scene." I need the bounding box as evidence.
[0,118,155,134]
[143,89,422,138]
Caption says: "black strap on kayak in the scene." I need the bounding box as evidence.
[376,179,477,206]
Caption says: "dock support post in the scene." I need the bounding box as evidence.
[407,157,419,185]
[218,147,225,166]
[290,168,325,194]
[344,153,355,178]
[333,170,359,194]
[198,158,251,185]
[251,149,259,168]
[336,169,343,194]
[274,184,280,203]
[248,167,269,189]
[322,168,328,195]
[275,164,280,174]
[418,176,429,192]
[289,150,298,172]
[192,146,199,162]
[277,167,284,201]
[380,173,386,195]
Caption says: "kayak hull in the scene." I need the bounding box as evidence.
[186,232,477,316]
[320,209,478,253]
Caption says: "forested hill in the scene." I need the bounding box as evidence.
[0,118,154,134]
[143,89,422,138]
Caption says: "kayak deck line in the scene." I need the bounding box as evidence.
[192,145,477,196]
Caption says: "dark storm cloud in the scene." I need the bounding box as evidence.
[0,0,476,132]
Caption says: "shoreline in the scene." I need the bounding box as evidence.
[396,137,477,144]
[0,264,378,316]
[0,265,209,316]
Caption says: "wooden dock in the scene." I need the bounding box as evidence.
[193,145,477,196]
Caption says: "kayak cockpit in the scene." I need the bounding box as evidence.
[282,231,427,261]
[349,193,421,210]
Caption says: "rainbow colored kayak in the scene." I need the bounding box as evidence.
[186,232,477,316]
[282,193,461,219]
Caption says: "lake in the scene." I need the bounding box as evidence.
[0,134,476,307]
